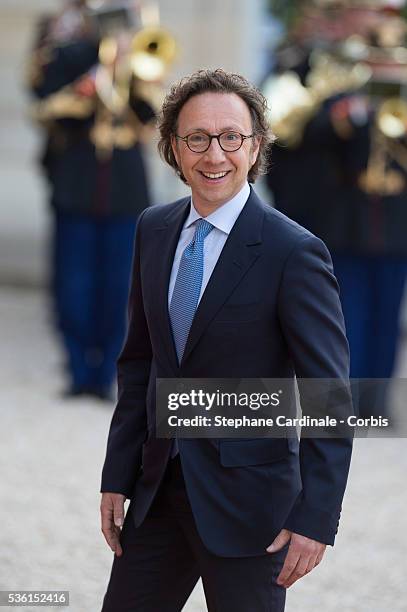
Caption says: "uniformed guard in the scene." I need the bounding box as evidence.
[29,0,176,399]
[264,1,407,418]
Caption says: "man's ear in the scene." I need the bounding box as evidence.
[171,135,180,167]
[250,135,262,167]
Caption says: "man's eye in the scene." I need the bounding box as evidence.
[188,133,207,144]
[224,132,240,141]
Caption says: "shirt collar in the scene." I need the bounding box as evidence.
[185,182,250,235]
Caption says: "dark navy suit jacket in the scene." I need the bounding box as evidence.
[101,188,352,557]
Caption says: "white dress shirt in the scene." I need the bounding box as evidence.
[168,182,250,307]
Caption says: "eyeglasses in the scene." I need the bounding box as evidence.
[175,131,254,153]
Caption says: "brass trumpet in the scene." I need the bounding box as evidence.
[130,26,178,82]
[30,2,177,154]
[91,25,177,153]
[95,25,177,114]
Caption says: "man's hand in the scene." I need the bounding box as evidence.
[100,492,126,557]
[266,529,326,588]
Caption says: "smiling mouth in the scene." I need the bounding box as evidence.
[199,171,230,180]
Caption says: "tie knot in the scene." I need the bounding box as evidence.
[195,218,213,242]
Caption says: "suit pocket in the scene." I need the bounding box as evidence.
[219,438,289,467]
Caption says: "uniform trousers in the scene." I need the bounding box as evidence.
[101,456,288,612]
[53,212,137,392]
[332,253,407,417]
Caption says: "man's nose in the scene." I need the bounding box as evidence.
[203,138,227,162]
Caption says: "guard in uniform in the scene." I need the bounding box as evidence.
[29,1,164,399]
[264,3,407,417]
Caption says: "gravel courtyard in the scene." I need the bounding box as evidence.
[0,287,406,612]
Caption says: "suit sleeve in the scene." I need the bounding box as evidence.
[278,234,353,545]
[101,209,152,497]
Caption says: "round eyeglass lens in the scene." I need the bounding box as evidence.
[187,133,210,152]
[219,132,243,151]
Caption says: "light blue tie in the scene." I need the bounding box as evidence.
[169,218,214,364]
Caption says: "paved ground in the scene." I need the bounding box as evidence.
[0,287,406,612]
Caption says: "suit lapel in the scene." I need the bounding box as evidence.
[152,198,190,369]
[181,189,265,365]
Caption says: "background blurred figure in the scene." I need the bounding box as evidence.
[264,0,407,418]
[28,0,173,399]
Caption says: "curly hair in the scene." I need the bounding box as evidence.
[158,68,275,184]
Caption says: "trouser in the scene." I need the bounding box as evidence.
[54,213,137,391]
[101,457,288,612]
[332,253,407,417]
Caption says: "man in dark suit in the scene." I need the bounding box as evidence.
[100,69,352,611]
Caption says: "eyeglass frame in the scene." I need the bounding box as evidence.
[175,131,255,153]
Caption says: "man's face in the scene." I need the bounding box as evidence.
[171,92,261,213]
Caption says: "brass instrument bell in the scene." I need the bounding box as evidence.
[129,26,177,82]
[376,97,407,139]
